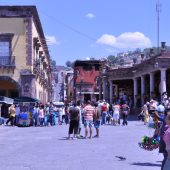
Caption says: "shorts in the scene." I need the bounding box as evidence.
[69,120,79,134]
[84,120,93,128]
[94,120,100,129]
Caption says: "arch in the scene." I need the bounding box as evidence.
[0,76,21,98]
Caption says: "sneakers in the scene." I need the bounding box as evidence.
[93,135,99,138]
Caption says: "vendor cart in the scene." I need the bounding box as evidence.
[14,96,39,127]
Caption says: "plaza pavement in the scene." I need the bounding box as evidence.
[0,118,162,170]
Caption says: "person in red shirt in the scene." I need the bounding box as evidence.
[101,102,108,125]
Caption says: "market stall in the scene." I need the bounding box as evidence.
[14,96,39,127]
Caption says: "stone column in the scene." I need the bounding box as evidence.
[102,77,106,100]
[161,68,167,95]
[133,78,138,107]
[150,72,154,99]
[99,82,102,100]
[109,80,113,104]
[141,75,145,106]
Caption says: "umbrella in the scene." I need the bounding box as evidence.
[0,96,14,105]
[0,96,14,118]
[14,96,39,103]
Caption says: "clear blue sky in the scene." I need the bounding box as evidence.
[0,0,170,65]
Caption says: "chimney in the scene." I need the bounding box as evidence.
[161,42,166,53]
[150,48,154,57]
[161,42,166,49]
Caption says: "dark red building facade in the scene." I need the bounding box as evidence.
[73,60,101,103]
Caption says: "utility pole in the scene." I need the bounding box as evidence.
[156,0,162,54]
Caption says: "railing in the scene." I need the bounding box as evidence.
[0,56,15,66]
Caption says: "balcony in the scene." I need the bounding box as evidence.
[0,56,15,66]
[0,56,15,73]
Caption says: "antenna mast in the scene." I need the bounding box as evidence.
[156,0,161,54]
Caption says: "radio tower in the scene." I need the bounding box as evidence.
[156,0,162,54]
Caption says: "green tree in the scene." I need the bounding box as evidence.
[107,55,117,65]
[65,60,72,67]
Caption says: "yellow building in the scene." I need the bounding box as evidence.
[0,6,52,103]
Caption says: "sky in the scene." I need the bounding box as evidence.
[0,0,170,65]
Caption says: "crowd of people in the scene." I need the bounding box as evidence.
[67,99,130,139]
[4,103,67,127]
[2,99,130,133]
[1,92,170,169]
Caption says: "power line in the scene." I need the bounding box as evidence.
[40,10,97,42]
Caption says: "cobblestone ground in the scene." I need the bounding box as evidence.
[0,118,162,170]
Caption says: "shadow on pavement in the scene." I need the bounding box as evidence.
[115,156,126,161]
[58,137,70,140]
[131,162,161,167]
[127,115,138,121]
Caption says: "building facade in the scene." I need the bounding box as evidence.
[100,43,170,107]
[0,6,52,102]
[73,60,102,103]
[65,68,74,103]
[52,66,73,102]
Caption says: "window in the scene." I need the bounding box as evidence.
[95,65,100,71]
[0,34,13,65]
[0,41,10,56]
[83,65,92,71]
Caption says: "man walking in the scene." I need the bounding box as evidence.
[121,102,130,126]
[68,103,80,139]
[93,103,101,138]
[84,101,95,139]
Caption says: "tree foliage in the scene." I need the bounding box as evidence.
[65,60,72,67]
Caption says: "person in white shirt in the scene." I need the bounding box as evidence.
[113,103,120,125]
[158,103,165,112]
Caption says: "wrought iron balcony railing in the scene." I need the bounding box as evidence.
[0,56,15,66]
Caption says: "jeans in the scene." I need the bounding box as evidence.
[15,115,19,125]
[52,114,56,126]
[44,115,49,126]
[101,112,107,125]
[39,118,44,126]
[65,115,69,125]
[122,114,128,125]
[32,115,38,126]
[162,153,168,170]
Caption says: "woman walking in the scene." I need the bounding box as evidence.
[6,105,16,126]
